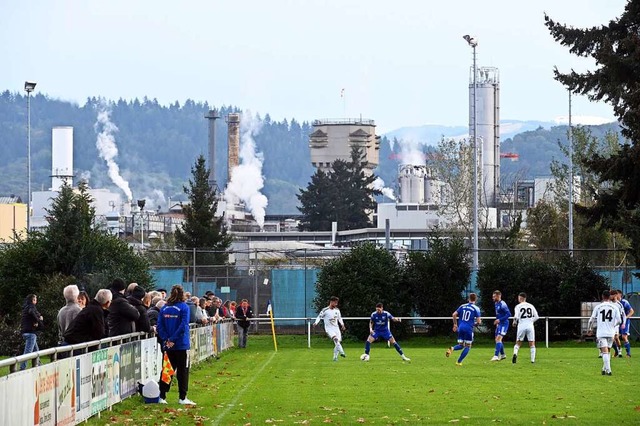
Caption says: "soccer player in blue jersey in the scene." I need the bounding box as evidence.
[614,289,634,357]
[362,303,410,362]
[446,293,481,366]
[491,290,511,361]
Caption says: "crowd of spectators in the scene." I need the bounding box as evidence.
[18,281,253,359]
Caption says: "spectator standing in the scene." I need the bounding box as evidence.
[77,291,90,309]
[20,294,44,370]
[63,289,112,345]
[229,301,237,318]
[57,285,81,344]
[186,296,198,324]
[156,288,167,300]
[222,300,231,318]
[127,285,151,333]
[148,297,164,327]
[235,299,254,348]
[195,298,210,324]
[107,278,140,337]
[204,292,216,317]
[157,285,195,405]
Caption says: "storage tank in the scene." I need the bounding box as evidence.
[398,165,426,204]
[51,126,73,191]
[469,66,500,207]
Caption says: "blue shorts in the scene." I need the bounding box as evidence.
[620,319,631,336]
[372,330,393,341]
[495,321,509,337]
[457,326,474,344]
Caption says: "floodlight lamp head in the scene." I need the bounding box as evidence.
[137,199,146,210]
[24,81,37,93]
[463,35,478,47]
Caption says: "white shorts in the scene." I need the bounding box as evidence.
[325,326,342,342]
[516,325,535,342]
[597,337,613,349]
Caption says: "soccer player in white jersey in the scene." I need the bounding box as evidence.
[610,290,626,357]
[588,290,622,376]
[313,296,346,361]
[511,292,539,364]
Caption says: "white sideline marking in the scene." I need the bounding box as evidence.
[212,351,277,425]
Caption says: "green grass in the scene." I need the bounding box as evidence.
[83,335,639,425]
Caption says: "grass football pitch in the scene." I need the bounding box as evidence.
[87,335,639,425]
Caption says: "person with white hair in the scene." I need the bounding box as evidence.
[63,289,113,346]
[57,284,81,344]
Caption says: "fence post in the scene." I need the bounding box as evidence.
[307,319,311,348]
[192,247,197,295]
[545,317,549,349]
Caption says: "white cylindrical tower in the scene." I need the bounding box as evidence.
[398,164,425,204]
[51,126,74,191]
[469,67,500,207]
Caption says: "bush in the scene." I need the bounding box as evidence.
[477,253,607,337]
[313,242,411,340]
[403,237,470,334]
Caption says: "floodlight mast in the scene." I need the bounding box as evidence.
[463,35,479,272]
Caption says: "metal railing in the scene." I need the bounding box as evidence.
[0,331,149,374]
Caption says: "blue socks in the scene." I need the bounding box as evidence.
[458,347,470,363]
[393,342,403,355]
[365,341,370,355]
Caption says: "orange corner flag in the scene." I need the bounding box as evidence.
[161,352,175,384]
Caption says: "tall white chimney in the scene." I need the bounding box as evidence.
[51,126,74,191]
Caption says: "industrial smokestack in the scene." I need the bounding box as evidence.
[51,126,74,191]
[226,113,240,182]
[204,109,220,191]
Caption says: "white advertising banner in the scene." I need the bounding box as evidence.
[74,353,92,423]
[141,338,162,383]
[55,357,75,426]
[90,349,108,416]
[36,363,58,426]
[119,341,140,399]
[5,369,37,426]
[106,347,121,407]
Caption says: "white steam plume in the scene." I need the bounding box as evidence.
[224,112,269,228]
[373,177,396,201]
[398,139,427,166]
[95,109,133,201]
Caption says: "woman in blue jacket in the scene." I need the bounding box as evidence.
[157,285,195,405]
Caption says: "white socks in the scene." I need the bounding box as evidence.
[530,346,536,363]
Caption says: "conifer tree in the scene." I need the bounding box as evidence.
[546,3,640,265]
[175,155,232,267]
[297,146,380,231]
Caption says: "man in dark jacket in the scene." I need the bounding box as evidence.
[63,289,112,345]
[107,278,140,336]
[235,299,254,348]
[127,285,151,333]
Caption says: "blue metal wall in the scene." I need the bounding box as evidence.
[271,269,319,325]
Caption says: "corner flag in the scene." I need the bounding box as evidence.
[266,299,277,352]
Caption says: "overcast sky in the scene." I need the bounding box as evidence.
[2,0,627,133]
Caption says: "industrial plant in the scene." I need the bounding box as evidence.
[1,59,564,250]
